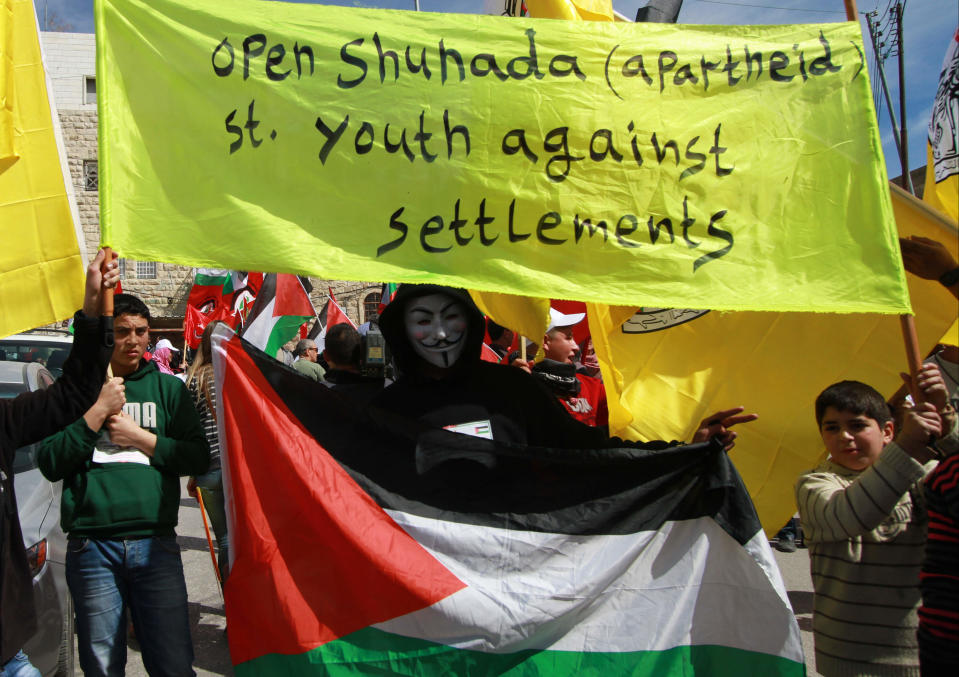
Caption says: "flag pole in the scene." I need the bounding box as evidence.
[100,247,117,379]
[196,489,225,597]
[100,247,116,317]
[842,0,923,396]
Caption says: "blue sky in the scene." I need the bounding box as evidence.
[35,0,956,179]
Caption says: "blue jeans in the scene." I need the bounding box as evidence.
[195,469,229,585]
[0,651,41,677]
[66,537,194,677]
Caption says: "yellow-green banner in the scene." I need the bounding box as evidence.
[97,0,909,313]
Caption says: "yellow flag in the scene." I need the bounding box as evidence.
[526,0,615,21]
[0,0,86,337]
[97,0,908,313]
[592,181,958,535]
[924,29,958,222]
[469,290,550,357]
[1,0,16,168]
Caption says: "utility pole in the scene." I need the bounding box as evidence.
[894,2,911,193]
[865,10,914,194]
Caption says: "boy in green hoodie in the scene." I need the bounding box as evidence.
[39,293,209,677]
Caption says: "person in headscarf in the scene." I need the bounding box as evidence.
[151,338,179,376]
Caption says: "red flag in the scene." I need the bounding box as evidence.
[183,304,206,350]
[184,301,239,350]
[480,343,501,363]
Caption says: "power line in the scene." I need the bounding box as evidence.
[692,0,844,14]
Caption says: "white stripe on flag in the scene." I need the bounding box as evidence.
[240,297,277,353]
[375,513,802,662]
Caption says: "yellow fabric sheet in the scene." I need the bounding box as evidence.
[0,0,85,338]
[592,181,958,534]
[96,0,908,313]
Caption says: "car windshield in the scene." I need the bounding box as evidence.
[0,342,71,379]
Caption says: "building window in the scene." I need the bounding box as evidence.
[135,261,157,279]
[117,258,127,277]
[83,160,97,191]
[84,76,96,105]
[363,292,381,323]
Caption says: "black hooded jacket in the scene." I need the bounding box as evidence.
[1,311,113,664]
[372,285,674,453]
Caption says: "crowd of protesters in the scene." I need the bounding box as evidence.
[0,235,956,677]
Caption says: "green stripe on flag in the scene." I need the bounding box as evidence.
[234,627,805,676]
[194,272,229,286]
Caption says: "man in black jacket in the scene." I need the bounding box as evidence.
[371,284,755,478]
[0,250,118,675]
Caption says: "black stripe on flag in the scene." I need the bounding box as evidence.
[238,334,762,545]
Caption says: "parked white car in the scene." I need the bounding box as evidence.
[0,330,73,380]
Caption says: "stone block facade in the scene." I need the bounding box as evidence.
[40,32,383,340]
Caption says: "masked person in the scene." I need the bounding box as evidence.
[371,285,754,477]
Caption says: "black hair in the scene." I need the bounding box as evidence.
[487,320,507,342]
[815,380,893,427]
[325,323,362,366]
[112,293,150,321]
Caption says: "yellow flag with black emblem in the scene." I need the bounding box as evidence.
[590,181,958,535]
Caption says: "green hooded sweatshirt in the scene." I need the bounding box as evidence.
[38,360,210,538]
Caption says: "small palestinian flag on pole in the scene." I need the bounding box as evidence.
[377,282,398,314]
[238,274,315,359]
[307,288,355,351]
[212,326,804,676]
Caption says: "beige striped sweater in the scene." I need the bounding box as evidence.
[796,443,936,677]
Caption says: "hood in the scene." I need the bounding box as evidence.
[378,284,486,380]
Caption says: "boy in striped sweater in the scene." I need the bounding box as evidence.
[796,364,957,677]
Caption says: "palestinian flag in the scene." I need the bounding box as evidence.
[377,282,398,314]
[212,326,804,676]
[307,289,355,351]
[239,274,315,358]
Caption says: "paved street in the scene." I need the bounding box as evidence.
[67,482,819,676]
[772,539,820,676]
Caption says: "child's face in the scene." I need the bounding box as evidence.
[543,327,578,364]
[819,406,894,471]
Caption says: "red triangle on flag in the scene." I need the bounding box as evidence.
[326,293,355,329]
[219,334,465,664]
[272,274,315,318]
